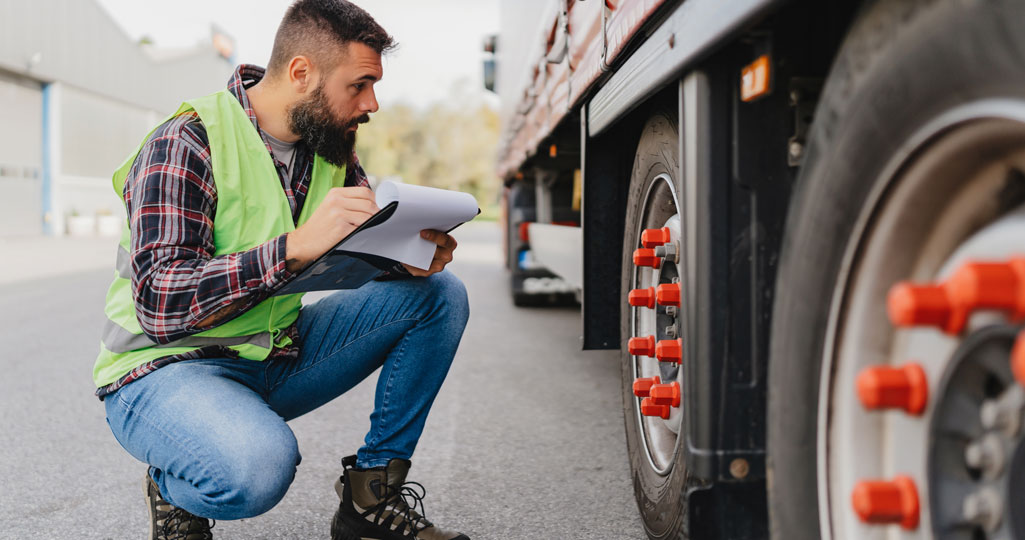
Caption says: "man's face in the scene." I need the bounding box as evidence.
[288,42,383,168]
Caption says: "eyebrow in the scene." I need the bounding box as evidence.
[354,74,379,83]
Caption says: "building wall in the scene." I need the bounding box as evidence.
[54,85,160,232]
[0,0,233,236]
[0,0,232,114]
[60,86,158,180]
[0,71,43,237]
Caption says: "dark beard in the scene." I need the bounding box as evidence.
[287,83,369,168]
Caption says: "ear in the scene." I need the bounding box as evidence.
[287,56,315,93]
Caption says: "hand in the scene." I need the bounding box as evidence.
[402,229,457,277]
[285,187,377,271]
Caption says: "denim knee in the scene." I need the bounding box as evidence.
[427,270,469,327]
[198,429,301,518]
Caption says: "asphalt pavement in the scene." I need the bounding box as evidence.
[0,222,644,540]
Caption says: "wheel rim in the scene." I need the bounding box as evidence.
[817,100,1025,539]
[631,172,685,475]
[929,324,1022,538]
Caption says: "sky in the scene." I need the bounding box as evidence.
[94,0,499,110]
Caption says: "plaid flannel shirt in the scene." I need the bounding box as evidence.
[96,64,371,399]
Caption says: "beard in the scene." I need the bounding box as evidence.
[287,83,370,168]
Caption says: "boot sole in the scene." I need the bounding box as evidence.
[331,509,408,540]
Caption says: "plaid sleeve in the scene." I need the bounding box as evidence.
[124,114,293,344]
[346,151,371,188]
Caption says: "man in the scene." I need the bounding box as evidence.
[93,1,470,539]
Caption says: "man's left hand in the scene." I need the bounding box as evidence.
[402,229,457,277]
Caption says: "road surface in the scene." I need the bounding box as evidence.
[0,222,644,539]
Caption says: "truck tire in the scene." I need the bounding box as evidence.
[619,110,688,539]
[768,0,1025,539]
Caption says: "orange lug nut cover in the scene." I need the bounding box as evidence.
[851,475,920,530]
[656,283,681,307]
[650,382,681,407]
[948,260,1025,317]
[640,397,671,419]
[856,363,928,415]
[633,248,661,268]
[628,335,656,357]
[888,258,1025,334]
[888,282,955,331]
[629,287,656,309]
[655,339,683,364]
[1014,331,1025,389]
[641,227,672,249]
[632,376,661,398]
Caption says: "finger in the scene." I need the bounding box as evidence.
[344,210,377,227]
[401,263,429,277]
[333,186,376,201]
[432,249,453,264]
[340,197,379,214]
[420,229,454,248]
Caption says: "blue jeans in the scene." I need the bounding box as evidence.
[103,271,469,520]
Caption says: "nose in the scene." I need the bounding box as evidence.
[363,87,379,114]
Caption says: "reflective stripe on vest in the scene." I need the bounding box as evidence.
[92,88,347,388]
[100,317,273,354]
[115,245,131,280]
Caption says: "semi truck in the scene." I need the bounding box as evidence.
[485,0,1025,538]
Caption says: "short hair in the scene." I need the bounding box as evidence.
[267,0,395,76]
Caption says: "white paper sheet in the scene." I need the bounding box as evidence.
[335,181,480,269]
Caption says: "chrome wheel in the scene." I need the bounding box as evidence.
[818,101,1025,539]
[630,173,685,475]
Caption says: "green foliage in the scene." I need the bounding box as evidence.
[355,96,501,208]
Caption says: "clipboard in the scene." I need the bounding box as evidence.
[271,201,479,296]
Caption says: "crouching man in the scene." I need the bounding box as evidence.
[93,1,470,539]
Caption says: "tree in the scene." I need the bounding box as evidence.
[355,85,501,208]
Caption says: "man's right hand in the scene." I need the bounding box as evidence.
[285,186,378,272]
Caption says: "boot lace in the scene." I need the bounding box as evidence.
[161,507,215,540]
[380,481,433,536]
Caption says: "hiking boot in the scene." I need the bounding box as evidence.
[330,455,469,540]
[144,474,215,540]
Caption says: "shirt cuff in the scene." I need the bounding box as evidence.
[241,234,294,292]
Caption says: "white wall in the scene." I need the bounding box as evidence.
[51,84,162,235]
[0,0,233,236]
[0,71,43,237]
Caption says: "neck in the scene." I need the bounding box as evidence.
[246,78,300,143]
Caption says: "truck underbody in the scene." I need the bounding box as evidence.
[492,0,1025,538]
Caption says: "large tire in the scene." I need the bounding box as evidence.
[620,110,687,539]
[767,0,1025,538]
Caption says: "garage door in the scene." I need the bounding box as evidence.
[0,72,42,237]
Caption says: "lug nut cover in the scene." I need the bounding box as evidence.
[655,339,683,364]
[632,376,661,398]
[628,335,656,357]
[633,248,661,268]
[1013,331,1025,389]
[640,397,671,419]
[888,283,954,330]
[851,475,920,530]
[888,258,1025,334]
[629,287,656,309]
[856,363,928,415]
[641,227,672,249]
[650,382,681,407]
[656,283,681,307]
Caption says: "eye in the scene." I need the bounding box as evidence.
[353,83,365,91]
